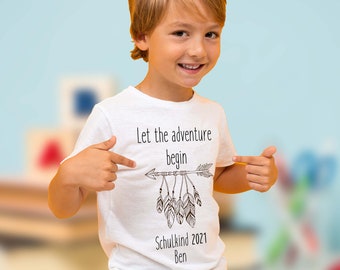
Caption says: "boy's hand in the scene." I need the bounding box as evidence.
[233,146,278,192]
[63,136,136,192]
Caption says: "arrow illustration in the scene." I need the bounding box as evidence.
[145,163,213,180]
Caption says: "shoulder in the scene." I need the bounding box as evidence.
[92,86,140,117]
[97,86,134,108]
[194,92,225,113]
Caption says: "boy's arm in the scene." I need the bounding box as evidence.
[214,146,278,194]
[48,136,136,218]
[48,159,90,219]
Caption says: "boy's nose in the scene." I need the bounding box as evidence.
[187,38,207,58]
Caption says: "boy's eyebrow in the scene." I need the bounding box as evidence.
[169,22,190,28]
[168,21,221,29]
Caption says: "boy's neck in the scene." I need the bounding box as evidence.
[135,81,194,102]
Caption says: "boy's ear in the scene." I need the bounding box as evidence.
[134,34,149,51]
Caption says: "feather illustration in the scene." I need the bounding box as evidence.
[196,163,213,178]
[175,198,185,224]
[193,187,202,206]
[163,193,175,228]
[156,193,163,213]
[183,193,196,228]
[148,164,212,228]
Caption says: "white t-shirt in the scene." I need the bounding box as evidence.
[70,86,236,269]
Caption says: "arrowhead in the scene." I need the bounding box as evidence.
[145,168,157,180]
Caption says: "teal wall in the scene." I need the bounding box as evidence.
[1,0,339,264]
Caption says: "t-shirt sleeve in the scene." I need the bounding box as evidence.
[215,107,237,168]
[67,104,112,159]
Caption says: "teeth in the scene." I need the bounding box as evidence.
[181,64,200,70]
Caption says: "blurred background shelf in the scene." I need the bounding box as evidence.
[0,238,107,270]
[0,180,98,243]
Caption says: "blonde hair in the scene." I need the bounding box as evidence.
[128,0,227,62]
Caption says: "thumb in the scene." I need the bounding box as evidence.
[93,136,117,151]
[261,145,277,158]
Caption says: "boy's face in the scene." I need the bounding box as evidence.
[136,1,223,99]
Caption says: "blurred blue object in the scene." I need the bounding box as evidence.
[74,88,98,116]
[292,150,337,190]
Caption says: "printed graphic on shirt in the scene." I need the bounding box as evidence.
[137,125,214,229]
[145,164,213,228]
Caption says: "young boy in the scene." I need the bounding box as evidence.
[48,0,278,269]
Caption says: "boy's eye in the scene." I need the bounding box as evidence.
[205,32,219,39]
[172,31,188,37]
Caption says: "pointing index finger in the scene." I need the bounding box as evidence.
[233,155,250,165]
[111,152,136,168]
[233,155,266,166]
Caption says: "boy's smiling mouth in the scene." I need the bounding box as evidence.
[179,63,203,70]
